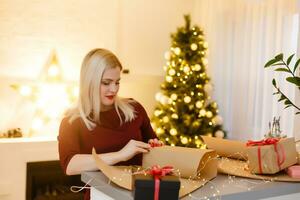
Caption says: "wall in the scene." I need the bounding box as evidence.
[0,0,196,135]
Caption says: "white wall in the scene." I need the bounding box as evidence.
[0,0,196,134]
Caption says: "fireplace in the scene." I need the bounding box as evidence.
[26,160,84,200]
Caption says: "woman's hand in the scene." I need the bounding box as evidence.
[148,138,164,147]
[118,139,151,162]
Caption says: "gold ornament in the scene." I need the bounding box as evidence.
[190,43,198,51]
[213,115,223,125]
[184,96,191,103]
[203,41,208,48]
[215,130,224,138]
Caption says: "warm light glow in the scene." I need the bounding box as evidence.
[48,64,59,77]
[31,118,44,130]
[20,85,32,96]
[181,137,188,144]
[170,128,178,136]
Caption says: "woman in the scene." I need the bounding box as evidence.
[58,48,162,199]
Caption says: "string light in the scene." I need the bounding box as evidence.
[166,76,173,82]
[190,43,198,51]
[168,68,176,76]
[184,96,191,103]
[174,47,181,55]
[170,128,178,136]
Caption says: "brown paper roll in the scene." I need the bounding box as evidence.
[202,136,248,160]
[142,145,217,179]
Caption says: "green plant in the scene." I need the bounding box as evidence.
[264,53,300,114]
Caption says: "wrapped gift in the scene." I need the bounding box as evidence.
[286,165,300,178]
[133,166,180,200]
[246,137,298,174]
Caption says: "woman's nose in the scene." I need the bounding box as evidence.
[109,84,118,92]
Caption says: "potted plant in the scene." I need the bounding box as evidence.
[264,53,300,114]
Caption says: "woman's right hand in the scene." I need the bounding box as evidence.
[118,139,151,162]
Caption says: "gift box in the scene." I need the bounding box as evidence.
[246,137,298,174]
[286,165,300,178]
[133,173,180,200]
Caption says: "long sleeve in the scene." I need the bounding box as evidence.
[58,117,81,174]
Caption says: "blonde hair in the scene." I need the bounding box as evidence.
[66,48,136,130]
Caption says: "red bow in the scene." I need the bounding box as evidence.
[146,165,174,200]
[246,138,280,146]
[246,138,285,174]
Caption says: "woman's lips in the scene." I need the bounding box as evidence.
[106,95,115,100]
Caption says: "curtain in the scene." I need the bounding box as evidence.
[193,0,299,140]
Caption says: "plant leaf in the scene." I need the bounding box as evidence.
[284,99,291,105]
[272,79,277,87]
[287,54,295,65]
[271,63,285,66]
[284,105,292,109]
[294,58,300,73]
[265,58,278,68]
[286,77,300,87]
[275,68,290,73]
[275,53,283,60]
[278,95,286,102]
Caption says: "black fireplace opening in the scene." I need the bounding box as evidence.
[26,160,84,200]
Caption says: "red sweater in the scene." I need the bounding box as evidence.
[58,100,157,200]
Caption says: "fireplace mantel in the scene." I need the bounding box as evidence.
[0,137,59,200]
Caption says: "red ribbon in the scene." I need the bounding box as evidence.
[246,138,285,173]
[149,141,163,148]
[146,165,174,200]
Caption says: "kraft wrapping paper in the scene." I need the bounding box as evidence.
[202,136,300,182]
[202,136,248,160]
[92,145,218,198]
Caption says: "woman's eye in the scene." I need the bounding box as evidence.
[116,82,120,85]
[102,82,110,85]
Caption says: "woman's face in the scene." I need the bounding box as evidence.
[100,67,121,110]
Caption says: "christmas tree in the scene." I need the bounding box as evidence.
[151,15,226,148]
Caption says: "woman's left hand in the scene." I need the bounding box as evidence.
[148,138,164,147]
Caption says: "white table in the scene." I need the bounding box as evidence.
[82,171,300,200]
